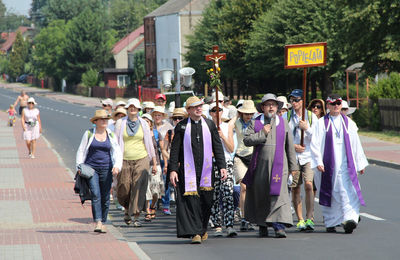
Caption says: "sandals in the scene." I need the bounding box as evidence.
[150,207,156,219]
[144,213,152,222]
[124,213,132,225]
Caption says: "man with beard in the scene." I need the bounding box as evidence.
[243,94,298,238]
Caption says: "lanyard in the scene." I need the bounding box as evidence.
[329,115,341,138]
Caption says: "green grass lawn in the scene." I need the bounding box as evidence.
[359,130,400,144]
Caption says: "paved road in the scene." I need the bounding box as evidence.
[0,87,96,171]
[1,85,399,259]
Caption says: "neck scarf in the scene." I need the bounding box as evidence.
[320,113,365,207]
[183,117,213,196]
[242,115,285,195]
[126,117,140,136]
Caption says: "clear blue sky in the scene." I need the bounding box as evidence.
[3,0,32,16]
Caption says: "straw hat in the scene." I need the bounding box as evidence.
[27,97,37,105]
[151,106,168,118]
[171,107,187,118]
[185,96,203,109]
[111,107,127,121]
[237,100,257,114]
[90,110,111,123]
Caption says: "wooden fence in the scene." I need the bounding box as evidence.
[378,98,400,130]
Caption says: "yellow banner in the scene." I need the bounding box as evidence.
[286,43,326,68]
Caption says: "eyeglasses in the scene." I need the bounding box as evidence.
[244,113,254,116]
[312,105,322,109]
[210,109,218,113]
[263,103,277,107]
[290,98,302,103]
[173,117,184,121]
[329,101,342,106]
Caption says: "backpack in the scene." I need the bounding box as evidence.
[287,109,313,126]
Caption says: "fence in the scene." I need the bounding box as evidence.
[378,98,400,130]
[92,86,160,100]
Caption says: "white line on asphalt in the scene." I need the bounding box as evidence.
[360,213,385,221]
[70,113,74,116]
[314,198,385,221]
[75,114,80,117]
[82,116,88,119]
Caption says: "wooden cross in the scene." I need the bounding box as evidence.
[206,45,226,129]
[272,174,281,183]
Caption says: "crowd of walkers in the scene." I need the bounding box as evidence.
[73,90,367,244]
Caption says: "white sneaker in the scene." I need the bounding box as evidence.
[30,155,35,159]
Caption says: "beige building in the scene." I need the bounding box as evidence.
[112,25,144,70]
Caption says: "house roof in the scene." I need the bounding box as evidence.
[145,0,194,18]
[112,25,144,55]
[1,26,33,52]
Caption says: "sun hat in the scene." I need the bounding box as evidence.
[185,96,204,109]
[151,106,168,118]
[155,93,166,101]
[171,107,187,118]
[341,100,356,115]
[143,101,155,110]
[209,102,223,111]
[261,93,283,107]
[237,100,257,114]
[125,98,141,110]
[212,91,224,102]
[90,109,111,123]
[27,97,37,105]
[141,113,153,122]
[288,89,303,99]
[115,100,126,108]
[307,99,326,115]
[101,98,113,107]
[111,107,127,121]
[277,96,291,110]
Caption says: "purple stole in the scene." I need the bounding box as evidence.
[320,113,365,207]
[183,117,213,196]
[242,115,285,195]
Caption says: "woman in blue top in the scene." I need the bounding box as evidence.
[76,110,122,233]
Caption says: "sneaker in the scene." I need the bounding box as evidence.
[94,222,102,232]
[296,220,306,231]
[133,220,142,227]
[227,227,238,237]
[163,209,171,215]
[110,194,114,202]
[275,229,286,238]
[214,227,223,237]
[30,155,35,159]
[305,219,315,232]
[191,235,202,244]
[240,220,248,231]
[343,220,357,234]
[248,223,255,231]
[100,225,107,233]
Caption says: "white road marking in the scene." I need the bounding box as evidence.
[314,198,385,221]
[69,113,74,116]
[360,213,385,221]
[75,114,80,117]
[82,116,88,119]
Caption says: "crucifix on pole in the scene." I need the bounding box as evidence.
[206,45,226,129]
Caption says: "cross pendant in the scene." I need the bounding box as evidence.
[196,135,200,143]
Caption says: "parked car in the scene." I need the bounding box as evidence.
[16,74,28,83]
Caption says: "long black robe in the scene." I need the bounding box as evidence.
[169,117,226,238]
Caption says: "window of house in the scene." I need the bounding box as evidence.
[117,75,130,87]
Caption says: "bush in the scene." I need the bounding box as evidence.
[352,100,381,131]
[81,69,99,87]
[369,72,400,101]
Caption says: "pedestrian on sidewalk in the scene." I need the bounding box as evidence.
[21,97,42,158]
[311,94,368,234]
[243,94,298,238]
[13,90,29,115]
[114,98,156,227]
[209,102,238,238]
[76,110,123,233]
[169,96,227,244]
[285,89,318,232]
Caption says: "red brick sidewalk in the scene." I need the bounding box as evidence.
[0,112,139,260]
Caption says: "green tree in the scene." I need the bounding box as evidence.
[64,7,116,84]
[30,0,49,28]
[132,49,145,84]
[32,20,68,88]
[81,68,100,87]
[9,32,29,80]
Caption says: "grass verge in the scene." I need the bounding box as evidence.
[359,130,400,144]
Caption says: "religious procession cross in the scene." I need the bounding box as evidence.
[206,45,226,129]
[273,174,281,183]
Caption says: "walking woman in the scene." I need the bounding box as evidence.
[21,97,42,158]
[115,98,156,227]
[76,110,122,233]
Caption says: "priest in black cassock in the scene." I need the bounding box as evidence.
[169,96,227,244]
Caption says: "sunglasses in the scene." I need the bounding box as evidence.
[290,98,302,103]
[329,101,342,106]
[28,102,34,104]
[173,117,184,121]
[312,105,322,109]
[102,104,110,107]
